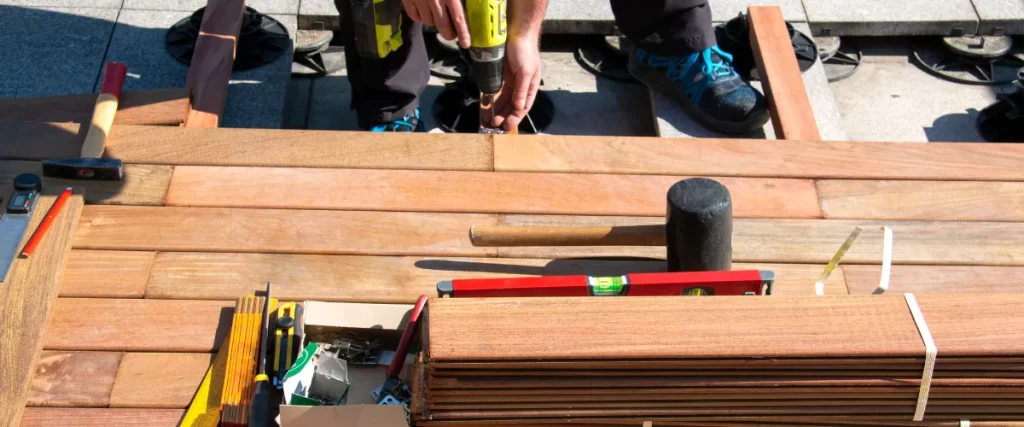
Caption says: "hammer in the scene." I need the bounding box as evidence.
[42,62,127,181]
[470,178,733,272]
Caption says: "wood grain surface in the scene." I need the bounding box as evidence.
[142,253,844,301]
[0,189,83,427]
[0,123,494,170]
[109,353,212,408]
[73,206,497,257]
[916,294,1024,356]
[0,161,172,206]
[748,6,821,140]
[60,250,155,298]
[20,408,185,427]
[425,296,923,361]
[496,215,1024,265]
[0,88,189,126]
[182,0,244,128]
[842,265,1024,295]
[165,167,821,218]
[28,351,122,408]
[817,180,1024,221]
[43,298,234,352]
[492,135,1024,181]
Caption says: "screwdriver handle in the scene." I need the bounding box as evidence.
[386,294,428,378]
[249,377,271,427]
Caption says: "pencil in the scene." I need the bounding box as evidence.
[19,186,72,258]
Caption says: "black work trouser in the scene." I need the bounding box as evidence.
[339,0,715,128]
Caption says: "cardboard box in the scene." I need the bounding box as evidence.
[278,301,416,427]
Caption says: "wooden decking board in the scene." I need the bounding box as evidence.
[28,351,122,408]
[73,206,497,257]
[109,353,213,409]
[0,122,495,170]
[142,253,845,301]
[43,298,234,352]
[0,88,190,126]
[165,166,822,218]
[496,215,1024,266]
[0,161,172,206]
[60,251,155,298]
[817,180,1024,221]
[842,265,1024,295]
[20,408,185,427]
[916,294,1024,357]
[425,296,925,361]
[492,135,1024,181]
[0,190,84,427]
[748,6,821,141]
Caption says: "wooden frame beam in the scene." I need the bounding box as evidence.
[183,0,246,128]
[748,6,821,140]
[0,89,190,126]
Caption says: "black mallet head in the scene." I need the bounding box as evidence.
[42,158,123,181]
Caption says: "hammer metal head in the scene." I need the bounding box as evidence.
[42,157,123,181]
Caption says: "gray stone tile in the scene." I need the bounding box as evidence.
[710,0,807,23]
[0,6,117,98]
[802,0,980,36]
[830,54,1008,142]
[100,10,192,92]
[298,0,340,30]
[543,0,616,34]
[536,50,654,136]
[973,0,1024,35]
[654,23,847,140]
[0,0,121,7]
[102,10,293,128]
[122,0,298,14]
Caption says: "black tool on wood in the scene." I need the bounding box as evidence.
[249,282,272,427]
[666,178,733,272]
[0,174,42,282]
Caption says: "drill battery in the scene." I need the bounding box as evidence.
[350,0,404,59]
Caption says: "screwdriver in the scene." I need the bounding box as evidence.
[249,282,272,427]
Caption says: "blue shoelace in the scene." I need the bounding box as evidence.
[371,109,420,132]
[642,45,738,106]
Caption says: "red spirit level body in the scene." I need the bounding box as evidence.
[437,270,775,298]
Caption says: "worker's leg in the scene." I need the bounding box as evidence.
[337,0,429,131]
[610,0,769,134]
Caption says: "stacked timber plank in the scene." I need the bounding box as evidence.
[414,295,1024,426]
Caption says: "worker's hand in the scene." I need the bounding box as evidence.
[490,35,542,132]
[403,0,472,49]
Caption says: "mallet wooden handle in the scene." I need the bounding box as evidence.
[469,225,666,247]
[81,62,127,159]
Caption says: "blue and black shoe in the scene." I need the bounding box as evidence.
[628,45,769,134]
[370,108,426,132]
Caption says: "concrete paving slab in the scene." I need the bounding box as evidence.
[298,0,340,30]
[802,0,980,36]
[543,0,617,34]
[973,0,1024,35]
[711,0,807,23]
[102,10,294,128]
[653,23,847,140]
[122,0,299,14]
[831,49,1011,142]
[0,0,120,8]
[0,6,117,98]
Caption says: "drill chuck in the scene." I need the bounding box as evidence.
[474,60,504,95]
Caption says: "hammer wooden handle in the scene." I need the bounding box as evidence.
[81,62,127,159]
[469,225,666,247]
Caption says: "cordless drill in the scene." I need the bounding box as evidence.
[463,0,508,131]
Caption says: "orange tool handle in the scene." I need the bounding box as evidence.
[20,187,73,258]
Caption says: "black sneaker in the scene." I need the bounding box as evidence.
[628,45,770,134]
[370,108,426,132]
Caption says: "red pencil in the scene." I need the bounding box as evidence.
[19,186,73,258]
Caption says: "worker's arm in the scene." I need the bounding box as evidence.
[491,0,547,131]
